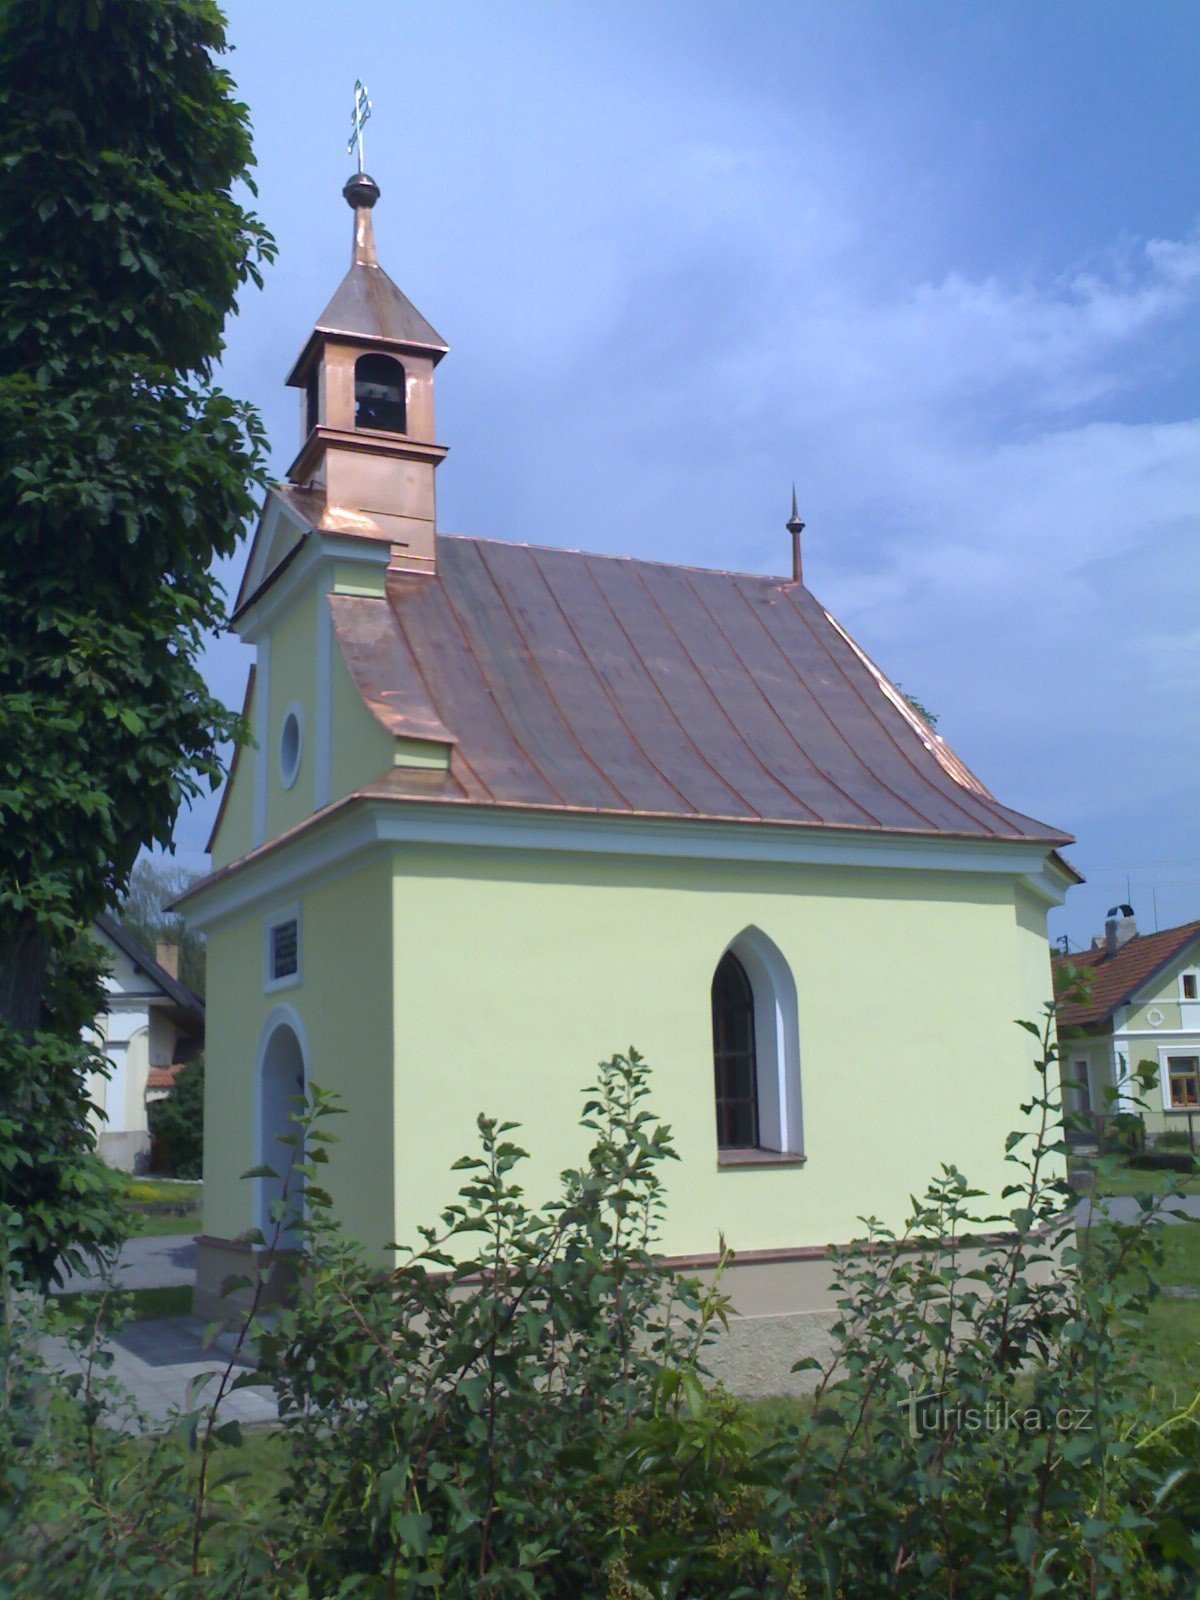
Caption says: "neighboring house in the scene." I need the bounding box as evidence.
[88,914,206,1172]
[178,168,1077,1364]
[1054,907,1200,1141]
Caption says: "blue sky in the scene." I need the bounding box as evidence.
[185,1,1200,950]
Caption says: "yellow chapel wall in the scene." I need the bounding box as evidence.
[327,624,396,802]
[383,844,1061,1265]
[210,701,257,871]
[201,859,395,1251]
[264,587,319,842]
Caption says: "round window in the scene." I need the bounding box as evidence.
[279,705,303,789]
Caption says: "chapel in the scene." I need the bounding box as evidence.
[181,169,1076,1383]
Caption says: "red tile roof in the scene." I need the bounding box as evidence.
[318,524,1069,845]
[1054,920,1200,1027]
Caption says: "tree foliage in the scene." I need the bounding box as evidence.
[118,857,205,996]
[147,1055,204,1179]
[0,0,270,1276]
[0,932,122,1291]
[0,0,272,1028]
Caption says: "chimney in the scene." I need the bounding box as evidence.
[156,940,180,979]
[1104,904,1137,956]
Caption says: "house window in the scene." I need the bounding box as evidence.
[1167,1056,1200,1110]
[264,907,301,993]
[1182,972,1198,1001]
[354,353,406,433]
[712,951,758,1148]
[1069,1059,1092,1115]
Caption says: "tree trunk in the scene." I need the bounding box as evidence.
[0,917,49,1038]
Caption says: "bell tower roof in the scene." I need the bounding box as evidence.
[285,173,447,387]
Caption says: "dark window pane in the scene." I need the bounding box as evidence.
[711,951,758,1149]
[272,920,299,980]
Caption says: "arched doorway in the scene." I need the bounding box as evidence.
[256,1010,309,1245]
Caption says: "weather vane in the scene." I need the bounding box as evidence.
[347,78,372,174]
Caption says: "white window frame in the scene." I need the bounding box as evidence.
[278,701,304,791]
[1179,968,1200,1003]
[263,903,302,994]
[1158,1046,1200,1113]
[717,926,803,1157]
[1066,1056,1093,1115]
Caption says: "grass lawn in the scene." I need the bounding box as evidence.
[1078,1211,1200,1411]
[108,1172,202,1237]
[55,1284,194,1321]
[1072,1159,1200,1199]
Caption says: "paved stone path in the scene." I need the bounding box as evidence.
[1076,1194,1200,1228]
[55,1231,198,1293]
[49,1237,278,1428]
[44,1315,277,1430]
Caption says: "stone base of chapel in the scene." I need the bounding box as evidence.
[194,1234,1055,1399]
[193,1234,302,1326]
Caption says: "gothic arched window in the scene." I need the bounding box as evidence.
[711,928,804,1158]
[712,950,759,1149]
[354,353,407,433]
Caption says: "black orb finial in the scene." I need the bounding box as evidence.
[343,171,381,210]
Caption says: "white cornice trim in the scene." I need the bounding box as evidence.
[179,798,1060,933]
[237,522,389,645]
[1016,858,1074,909]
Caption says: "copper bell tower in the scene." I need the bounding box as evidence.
[283,172,449,575]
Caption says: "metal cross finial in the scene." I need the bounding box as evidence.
[347,79,372,174]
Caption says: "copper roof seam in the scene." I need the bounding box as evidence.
[447,747,491,801]
[472,541,639,811]
[684,568,884,830]
[628,561,825,822]
[637,565,827,824]
[729,577,938,830]
[523,547,701,817]
[440,532,792,586]
[329,598,458,748]
[581,555,763,820]
[785,589,989,836]
[433,555,575,808]
[413,576,565,806]
[385,572,499,804]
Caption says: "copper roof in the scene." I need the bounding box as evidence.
[285,259,447,385]
[1054,920,1200,1027]
[312,517,1069,845]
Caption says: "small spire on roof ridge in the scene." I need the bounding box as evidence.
[786,484,805,584]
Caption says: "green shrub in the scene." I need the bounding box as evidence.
[1131,1149,1197,1174]
[3,1030,1200,1598]
[147,1057,204,1179]
[1156,1129,1197,1151]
